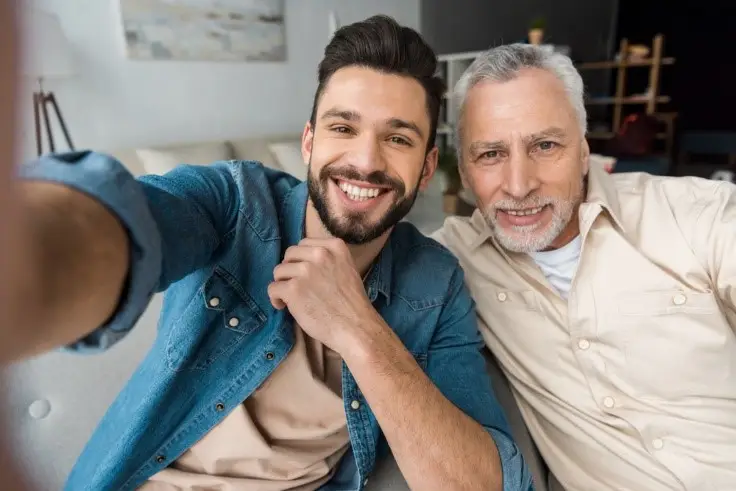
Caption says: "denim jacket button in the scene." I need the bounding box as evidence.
[350,400,361,410]
[228,317,240,327]
[208,296,221,307]
[215,403,225,412]
[155,455,165,463]
[265,352,275,360]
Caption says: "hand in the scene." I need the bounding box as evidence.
[268,238,380,354]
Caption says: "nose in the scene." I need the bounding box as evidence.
[348,133,385,175]
[501,153,540,200]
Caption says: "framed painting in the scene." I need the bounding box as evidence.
[119,0,286,62]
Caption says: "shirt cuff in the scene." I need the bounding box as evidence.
[18,151,162,353]
[486,426,535,491]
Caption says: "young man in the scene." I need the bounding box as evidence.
[16,16,531,491]
[434,43,736,490]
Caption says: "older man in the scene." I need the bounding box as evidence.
[434,44,736,491]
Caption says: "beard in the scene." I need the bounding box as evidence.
[307,160,422,245]
[480,177,585,253]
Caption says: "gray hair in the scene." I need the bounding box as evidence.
[453,44,587,153]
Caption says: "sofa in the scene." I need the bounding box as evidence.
[2,135,550,490]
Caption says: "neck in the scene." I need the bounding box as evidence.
[304,199,390,276]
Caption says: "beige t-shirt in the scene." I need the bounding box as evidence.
[141,324,350,491]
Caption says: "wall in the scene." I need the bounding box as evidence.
[18,0,420,162]
[420,0,618,62]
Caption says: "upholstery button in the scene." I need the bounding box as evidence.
[265,352,275,360]
[652,438,664,450]
[215,403,225,412]
[228,317,240,327]
[603,396,615,408]
[351,400,361,410]
[156,455,166,463]
[497,292,507,302]
[672,293,687,305]
[577,339,590,350]
[28,399,51,420]
[208,296,221,307]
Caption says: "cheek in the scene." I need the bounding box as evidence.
[465,166,502,196]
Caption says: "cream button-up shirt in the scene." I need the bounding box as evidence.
[433,165,736,491]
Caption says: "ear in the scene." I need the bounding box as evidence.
[419,146,439,191]
[581,138,591,176]
[301,122,314,166]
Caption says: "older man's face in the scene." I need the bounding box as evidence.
[459,67,589,253]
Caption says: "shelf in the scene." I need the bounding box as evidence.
[587,131,667,139]
[577,57,675,70]
[586,95,671,106]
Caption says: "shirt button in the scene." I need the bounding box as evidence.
[577,339,590,350]
[156,455,166,463]
[652,438,664,450]
[228,317,240,327]
[672,293,687,305]
[603,396,615,408]
[351,400,361,410]
[208,296,221,307]
[497,292,507,302]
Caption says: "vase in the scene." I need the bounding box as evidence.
[528,28,544,45]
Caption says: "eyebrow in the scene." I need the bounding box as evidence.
[468,127,568,155]
[320,107,425,139]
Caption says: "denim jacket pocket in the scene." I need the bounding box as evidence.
[166,267,267,371]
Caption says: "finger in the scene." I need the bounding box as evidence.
[267,281,288,310]
[283,243,330,264]
[272,261,310,281]
[299,237,347,255]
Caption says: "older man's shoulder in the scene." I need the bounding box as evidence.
[612,171,732,207]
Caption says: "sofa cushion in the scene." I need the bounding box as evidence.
[136,141,234,175]
[268,141,307,181]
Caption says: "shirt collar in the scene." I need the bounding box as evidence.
[469,162,625,250]
[281,181,392,304]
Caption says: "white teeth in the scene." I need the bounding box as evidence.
[337,181,382,201]
[506,206,544,216]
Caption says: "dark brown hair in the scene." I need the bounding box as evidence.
[309,15,445,152]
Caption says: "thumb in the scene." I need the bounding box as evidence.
[268,281,287,310]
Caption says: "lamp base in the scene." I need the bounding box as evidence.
[33,90,74,157]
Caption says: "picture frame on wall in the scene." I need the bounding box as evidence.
[118,0,286,62]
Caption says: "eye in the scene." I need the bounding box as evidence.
[537,141,558,151]
[480,150,499,159]
[389,135,411,146]
[331,125,353,134]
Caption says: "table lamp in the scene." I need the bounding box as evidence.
[22,9,75,157]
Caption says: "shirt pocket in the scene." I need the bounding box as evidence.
[613,288,735,399]
[166,267,267,371]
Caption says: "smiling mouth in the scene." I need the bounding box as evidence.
[336,179,391,202]
[503,206,546,216]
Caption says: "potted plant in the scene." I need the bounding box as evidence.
[437,146,463,214]
[528,16,545,45]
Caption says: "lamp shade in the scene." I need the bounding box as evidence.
[328,11,340,40]
[21,9,74,79]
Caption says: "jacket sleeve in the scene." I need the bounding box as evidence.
[425,266,534,490]
[18,150,244,352]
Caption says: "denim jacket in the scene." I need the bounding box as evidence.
[20,151,533,491]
